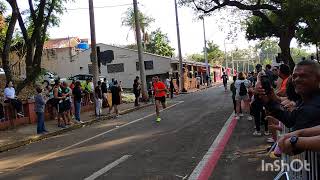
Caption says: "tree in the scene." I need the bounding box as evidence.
[291,47,311,63]
[255,39,279,64]
[296,16,320,61]
[180,0,320,70]
[188,42,224,65]
[121,7,154,46]
[1,0,72,93]
[145,29,175,57]
[206,41,224,65]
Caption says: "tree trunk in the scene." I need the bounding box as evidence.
[1,10,17,82]
[278,27,295,71]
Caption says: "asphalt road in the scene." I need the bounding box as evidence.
[0,86,233,180]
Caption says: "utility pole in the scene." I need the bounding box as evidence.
[231,52,235,75]
[88,0,99,86]
[174,0,184,92]
[133,0,147,100]
[202,17,209,78]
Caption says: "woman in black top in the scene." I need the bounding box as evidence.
[110,80,122,117]
[72,81,83,123]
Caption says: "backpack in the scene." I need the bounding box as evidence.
[239,82,248,96]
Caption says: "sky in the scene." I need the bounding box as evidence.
[46,0,253,56]
[14,0,315,56]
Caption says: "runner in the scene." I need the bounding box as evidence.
[153,76,167,122]
[221,72,228,92]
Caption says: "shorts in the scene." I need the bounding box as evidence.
[155,96,166,103]
[235,95,249,101]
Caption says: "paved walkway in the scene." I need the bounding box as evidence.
[211,114,277,180]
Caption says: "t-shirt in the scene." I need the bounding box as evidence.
[222,75,228,83]
[165,79,170,87]
[278,77,289,96]
[111,86,121,102]
[95,86,102,99]
[4,87,15,100]
[153,81,167,97]
[235,79,251,96]
[73,86,82,103]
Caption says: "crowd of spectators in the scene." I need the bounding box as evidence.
[230,58,320,162]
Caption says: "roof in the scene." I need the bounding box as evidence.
[44,37,81,49]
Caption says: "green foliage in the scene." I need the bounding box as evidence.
[188,42,224,65]
[145,28,175,57]
[121,7,154,41]
[290,47,311,62]
[206,41,224,65]
[188,53,204,62]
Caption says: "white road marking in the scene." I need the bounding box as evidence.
[12,101,184,171]
[84,155,132,180]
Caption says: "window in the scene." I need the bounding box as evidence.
[136,61,154,71]
[107,63,124,73]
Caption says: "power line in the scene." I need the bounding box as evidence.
[67,3,133,11]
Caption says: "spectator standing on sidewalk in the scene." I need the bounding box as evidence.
[153,76,167,122]
[34,87,48,134]
[72,81,83,123]
[170,78,175,99]
[235,72,252,120]
[251,64,268,136]
[276,64,290,97]
[53,80,66,128]
[133,76,141,107]
[62,82,73,125]
[4,81,24,117]
[222,72,228,92]
[230,76,237,113]
[95,81,103,117]
[101,78,108,108]
[110,80,122,117]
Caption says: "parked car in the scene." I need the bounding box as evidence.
[43,72,57,85]
[0,68,5,75]
[62,74,105,84]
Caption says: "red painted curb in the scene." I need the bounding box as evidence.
[198,117,238,180]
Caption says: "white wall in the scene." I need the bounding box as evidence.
[76,44,172,88]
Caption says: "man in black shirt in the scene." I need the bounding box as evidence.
[95,81,103,117]
[133,76,141,107]
[221,72,228,92]
[259,60,320,131]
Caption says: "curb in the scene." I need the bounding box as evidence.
[0,103,153,153]
[180,83,223,94]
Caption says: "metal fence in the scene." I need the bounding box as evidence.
[274,126,319,180]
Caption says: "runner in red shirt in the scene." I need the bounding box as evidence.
[153,76,167,122]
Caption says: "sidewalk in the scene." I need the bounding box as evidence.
[211,114,277,180]
[0,102,152,152]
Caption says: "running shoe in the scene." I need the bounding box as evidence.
[253,131,262,136]
[264,131,271,136]
[239,113,244,117]
[235,116,240,120]
[247,116,253,121]
[156,117,161,122]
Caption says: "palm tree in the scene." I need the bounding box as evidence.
[121,7,154,47]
